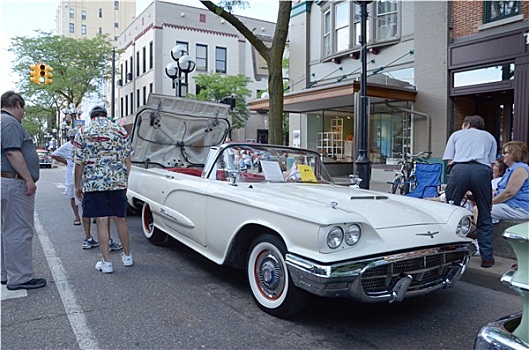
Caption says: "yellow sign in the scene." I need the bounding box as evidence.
[297,165,317,183]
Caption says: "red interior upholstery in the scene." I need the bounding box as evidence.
[165,168,203,177]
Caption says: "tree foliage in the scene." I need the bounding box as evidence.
[8,31,115,137]
[187,73,251,129]
[199,1,292,145]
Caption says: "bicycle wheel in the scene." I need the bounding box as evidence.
[405,175,416,194]
[390,174,403,194]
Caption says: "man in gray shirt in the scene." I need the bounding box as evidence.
[443,115,497,268]
[1,91,47,290]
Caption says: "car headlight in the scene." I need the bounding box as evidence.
[327,226,344,249]
[456,216,472,237]
[345,224,361,246]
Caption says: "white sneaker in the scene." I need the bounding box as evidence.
[121,252,133,267]
[95,260,113,273]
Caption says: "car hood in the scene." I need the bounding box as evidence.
[130,94,231,168]
[242,183,463,228]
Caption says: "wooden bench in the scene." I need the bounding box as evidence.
[493,220,528,259]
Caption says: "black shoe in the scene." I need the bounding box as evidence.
[6,278,47,290]
[1,280,6,285]
[481,258,495,268]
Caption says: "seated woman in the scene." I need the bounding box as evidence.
[490,141,529,223]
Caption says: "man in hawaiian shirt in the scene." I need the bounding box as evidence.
[73,106,133,273]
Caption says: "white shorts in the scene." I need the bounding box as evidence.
[491,203,529,223]
[64,184,82,206]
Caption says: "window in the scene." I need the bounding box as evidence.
[130,92,134,114]
[143,86,147,105]
[196,44,208,72]
[149,83,153,93]
[81,25,87,35]
[320,1,398,59]
[136,51,140,77]
[323,11,331,56]
[377,1,398,40]
[483,1,520,23]
[149,41,153,69]
[99,8,102,18]
[454,63,515,88]
[335,2,349,53]
[114,0,119,10]
[142,46,146,73]
[200,14,206,22]
[69,23,74,33]
[136,89,140,108]
[215,47,227,73]
[99,27,102,34]
[129,56,133,79]
[114,22,119,28]
[120,97,124,118]
[125,95,128,116]
[81,10,86,20]
[124,61,128,82]
[69,9,74,19]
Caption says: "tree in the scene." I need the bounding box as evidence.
[8,31,115,122]
[188,73,251,129]
[199,1,292,145]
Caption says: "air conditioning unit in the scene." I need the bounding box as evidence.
[127,73,132,81]
[117,79,123,86]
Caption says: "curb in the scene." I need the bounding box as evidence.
[461,255,518,295]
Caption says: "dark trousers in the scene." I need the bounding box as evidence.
[445,163,493,260]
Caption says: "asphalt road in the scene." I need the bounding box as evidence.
[1,166,522,349]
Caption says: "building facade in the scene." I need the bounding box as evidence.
[56,0,136,41]
[251,1,528,181]
[448,1,529,146]
[251,1,451,180]
[115,1,275,136]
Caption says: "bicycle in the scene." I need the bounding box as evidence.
[388,151,432,194]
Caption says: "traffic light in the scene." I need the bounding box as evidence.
[37,63,46,84]
[43,64,53,84]
[29,63,40,84]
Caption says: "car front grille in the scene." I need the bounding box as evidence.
[361,250,467,295]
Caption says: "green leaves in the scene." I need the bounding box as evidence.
[188,73,251,129]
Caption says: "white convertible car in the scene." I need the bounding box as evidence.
[127,95,476,318]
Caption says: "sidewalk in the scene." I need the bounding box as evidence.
[332,177,518,293]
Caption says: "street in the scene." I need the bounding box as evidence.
[1,167,522,350]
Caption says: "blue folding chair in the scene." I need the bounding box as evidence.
[406,163,442,198]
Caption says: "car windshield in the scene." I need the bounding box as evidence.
[205,144,334,184]
[37,150,48,157]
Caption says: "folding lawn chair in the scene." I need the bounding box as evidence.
[406,163,442,199]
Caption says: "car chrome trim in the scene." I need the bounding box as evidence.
[473,312,528,350]
[503,232,529,242]
[286,243,473,302]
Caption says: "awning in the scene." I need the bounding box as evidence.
[248,80,417,113]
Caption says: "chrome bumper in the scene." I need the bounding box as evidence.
[285,243,474,303]
[474,312,528,350]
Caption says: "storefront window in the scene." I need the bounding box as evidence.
[370,112,410,164]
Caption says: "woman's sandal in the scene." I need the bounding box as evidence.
[74,220,81,226]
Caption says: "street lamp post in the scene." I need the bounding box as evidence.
[165,44,196,97]
[354,0,373,189]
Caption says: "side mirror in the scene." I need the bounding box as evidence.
[226,169,239,186]
[349,174,363,188]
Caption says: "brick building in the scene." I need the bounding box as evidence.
[448,1,529,147]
